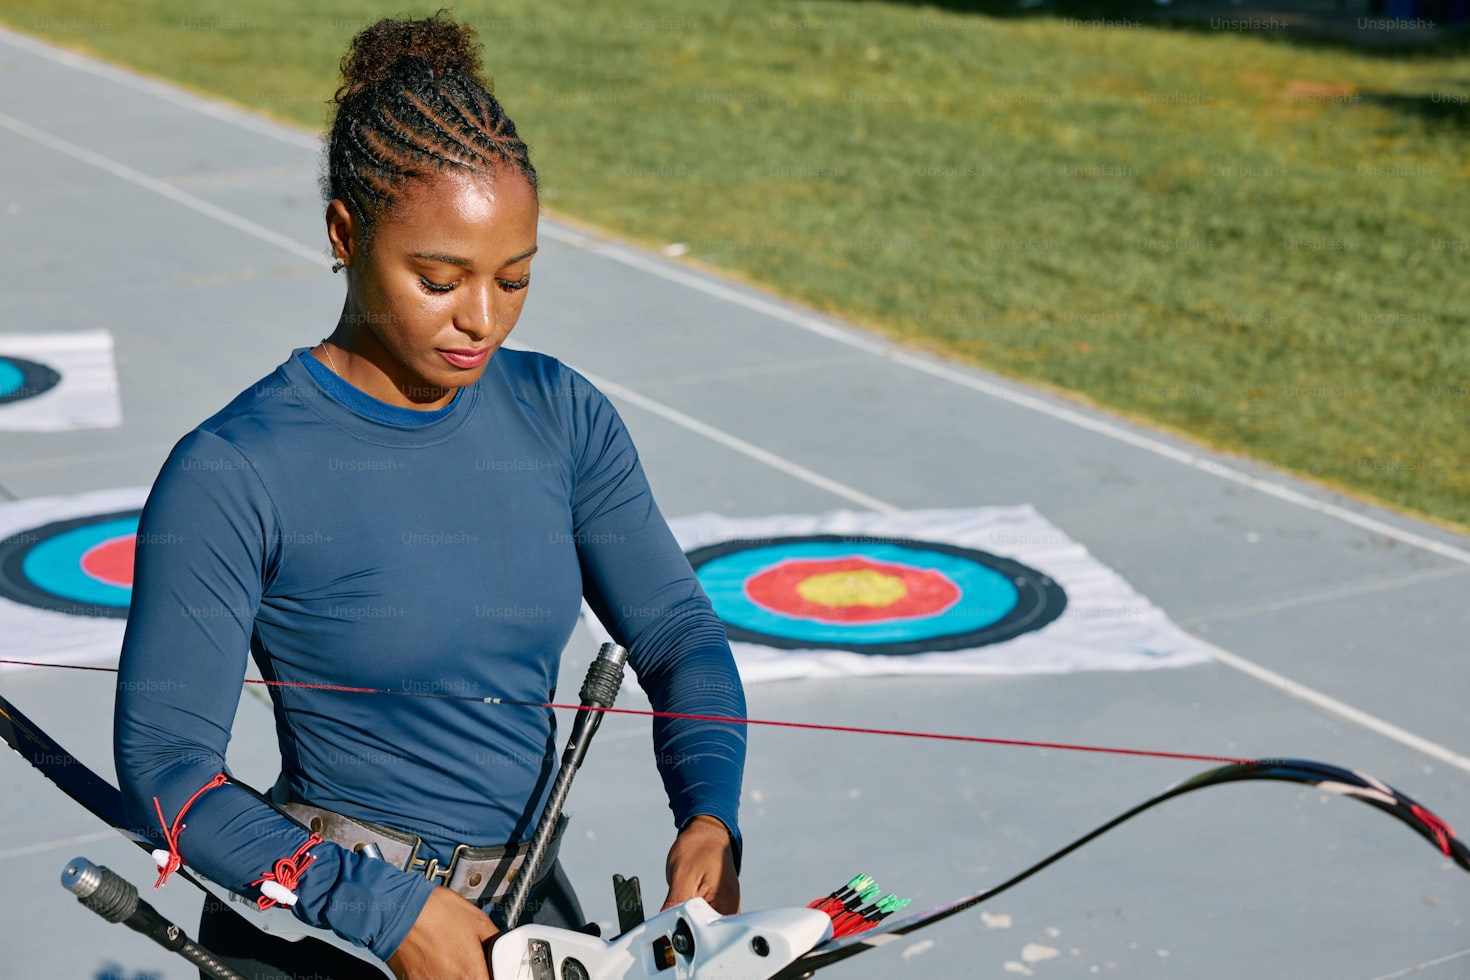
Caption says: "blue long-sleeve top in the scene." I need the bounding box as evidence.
[114,347,746,960]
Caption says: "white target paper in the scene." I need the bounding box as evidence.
[0,486,145,672]
[580,506,1210,682]
[0,329,122,430]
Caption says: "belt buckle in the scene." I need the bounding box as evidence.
[408,843,469,886]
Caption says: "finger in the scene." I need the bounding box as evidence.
[660,877,692,911]
[660,867,706,911]
[667,879,737,915]
[712,879,741,916]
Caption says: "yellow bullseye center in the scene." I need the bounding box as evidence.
[796,569,908,608]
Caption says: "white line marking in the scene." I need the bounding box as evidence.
[540,227,1470,569]
[6,24,1466,568]
[1176,565,1470,628]
[6,21,1469,569]
[161,165,317,187]
[1200,639,1470,774]
[1369,946,1470,980]
[570,365,898,514]
[3,97,1466,774]
[620,352,873,389]
[0,111,329,269]
[0,26,320,152]
[0,830,115,862]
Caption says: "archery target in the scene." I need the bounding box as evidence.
[577,507,1211,680]
[0,510,139,618]
[0,330,122,430]
[686,535,1066,655]
[0,355,61,405]
[0,488,146,670]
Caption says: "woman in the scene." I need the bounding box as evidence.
[113,13,746,979]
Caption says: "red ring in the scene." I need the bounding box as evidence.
[744,557,960,623]
[79,536,135,588]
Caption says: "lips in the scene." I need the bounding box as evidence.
[438,347,490,369]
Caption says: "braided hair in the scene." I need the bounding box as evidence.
[321,10,537,250]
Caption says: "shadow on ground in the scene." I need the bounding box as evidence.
[844,0,1470,55]
[1360,89,1470,126]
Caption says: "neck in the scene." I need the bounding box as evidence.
[320,309,456,411]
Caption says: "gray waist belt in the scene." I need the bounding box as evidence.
[279,796,567,906]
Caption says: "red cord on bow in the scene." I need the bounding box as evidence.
[251,833,323,910]
[1410,803,1457,856]
[151,772,229,888]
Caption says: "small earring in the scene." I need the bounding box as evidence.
[331,259,345,274]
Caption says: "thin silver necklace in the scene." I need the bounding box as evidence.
[318,340,340,377]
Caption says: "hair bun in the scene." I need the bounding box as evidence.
[333,10,487,105]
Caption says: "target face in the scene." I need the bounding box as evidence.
[0,510,139,618]
[687,535,1066,655]
[0,355,62,405]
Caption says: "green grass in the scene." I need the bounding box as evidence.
[6,0,1469,528]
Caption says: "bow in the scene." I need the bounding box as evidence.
[0,688,389,971]
[5,677,1468,978]
[776,758,1470,977]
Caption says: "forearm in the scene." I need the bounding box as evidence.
[564,364,748,861]
[116,714,435,959]
[635,604,748,865]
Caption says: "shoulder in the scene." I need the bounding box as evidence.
[143,365,304,548]
[158,355,311,477]
[488,347,611,418]
[490,347,589,394]
[488,349,635,473]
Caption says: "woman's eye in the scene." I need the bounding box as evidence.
[497,272,530,292]
[418,276,457,294]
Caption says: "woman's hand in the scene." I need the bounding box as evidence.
[387,886,500,979]
[660,814,740,915]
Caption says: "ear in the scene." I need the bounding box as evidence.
[325,200,359,268]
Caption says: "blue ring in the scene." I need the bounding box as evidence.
[696,541,1019,644]
[0,359,22,397]
[686,534,1068,655]
[0,355,62,405]
[21,518,137,609]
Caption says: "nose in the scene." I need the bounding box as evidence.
[453,278,497,341]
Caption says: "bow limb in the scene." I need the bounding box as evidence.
[775,757,1469,979]
[0,689,383,965]
[0,689,132,832]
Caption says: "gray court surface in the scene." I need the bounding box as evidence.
[2,25,1468,980]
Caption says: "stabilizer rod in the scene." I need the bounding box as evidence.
[62,855,247,980]
[500,641,629,929]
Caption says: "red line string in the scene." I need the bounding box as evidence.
[250,833,323,910]
[4,660,118,674]
[0,658,1256,766]
[151,772,227,888]
[543,703,1256,765]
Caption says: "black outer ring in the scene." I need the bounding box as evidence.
[0,509,140,619]
[0,355,62,405]
[684,534,1068,656]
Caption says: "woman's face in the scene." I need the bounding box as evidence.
[327,168,539,409]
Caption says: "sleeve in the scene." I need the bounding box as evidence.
[114,429,436,961]
[563,368,748,866]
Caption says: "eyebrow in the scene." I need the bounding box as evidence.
[410,245,538,268]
